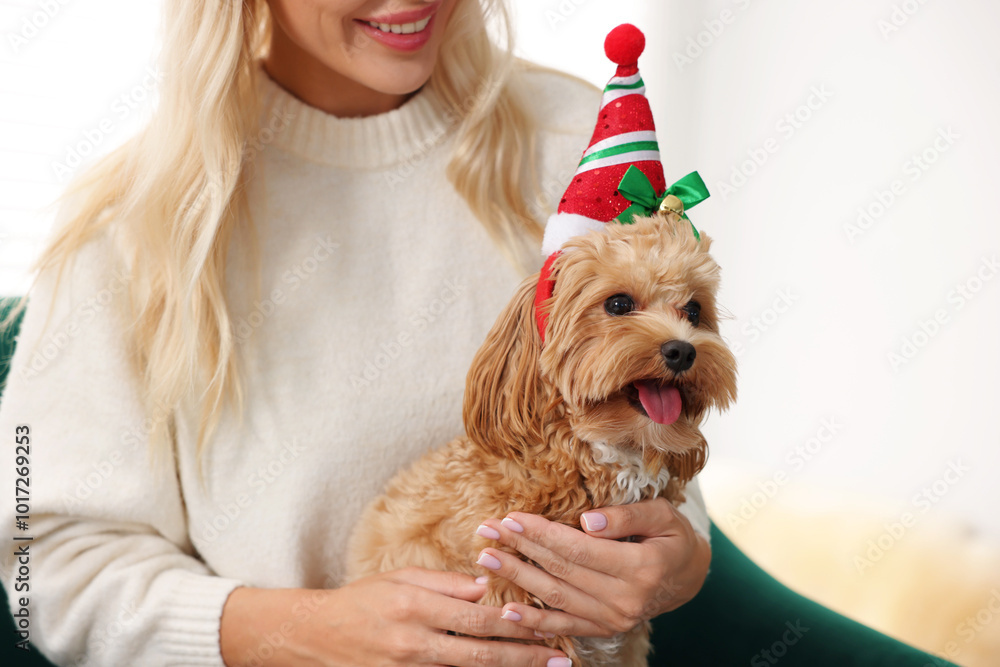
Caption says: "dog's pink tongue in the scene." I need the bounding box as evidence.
[635,381,682,425]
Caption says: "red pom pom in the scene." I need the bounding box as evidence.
[604,24,645,66]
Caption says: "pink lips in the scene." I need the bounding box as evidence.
[355,2,440,53]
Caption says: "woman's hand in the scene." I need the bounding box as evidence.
[220,567,572,666]
[473,497,711,639]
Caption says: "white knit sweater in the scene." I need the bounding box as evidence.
[0,64,710,666]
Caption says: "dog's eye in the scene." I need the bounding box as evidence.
[683,300,701,327]
[604,294,635,316]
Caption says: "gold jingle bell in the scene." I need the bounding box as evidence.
[658,194,684,217]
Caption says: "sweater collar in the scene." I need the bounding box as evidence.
[254,60,452,170]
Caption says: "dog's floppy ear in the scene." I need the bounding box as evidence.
[463,276,546,459]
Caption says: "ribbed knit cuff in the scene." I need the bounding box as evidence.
[154,570,244,666]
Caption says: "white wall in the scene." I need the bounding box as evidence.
[0,0,162,291]
[511,0,1000,540]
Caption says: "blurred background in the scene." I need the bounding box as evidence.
[508,1,1000,664]
[1,0,998,664]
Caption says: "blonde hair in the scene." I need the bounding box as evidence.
[3,0,546,464]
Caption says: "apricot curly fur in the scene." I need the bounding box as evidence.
[346,212,737,666]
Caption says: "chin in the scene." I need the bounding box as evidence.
[362,60,437,97]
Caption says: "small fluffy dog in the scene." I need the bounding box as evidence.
[346,210,737,666]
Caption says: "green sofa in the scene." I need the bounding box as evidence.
[0,297,953,666]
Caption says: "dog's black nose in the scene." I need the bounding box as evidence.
[661,340,696,373]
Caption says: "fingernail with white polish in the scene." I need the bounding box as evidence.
[547,656,571,666]
[581,512,607,531]
[535,630,556,639]
[501,517,524,533]
[474,576,489,585]
[501,609,522,622]
[476,551,501,571]
[476,524,501,540]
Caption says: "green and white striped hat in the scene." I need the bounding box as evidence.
[539,23,665,258]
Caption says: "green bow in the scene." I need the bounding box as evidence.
[616,166,710,240]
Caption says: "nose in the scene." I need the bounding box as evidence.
[661,340,696,373]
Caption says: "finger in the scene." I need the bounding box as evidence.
[419,594,541,641]
[477,547,613,625]
[430,633,570,667]
[482,514,626,583]
[385,567,487,602]
[579,496,686,541]
[499,601,610,639]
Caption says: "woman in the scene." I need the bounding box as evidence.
[0,1,711,665]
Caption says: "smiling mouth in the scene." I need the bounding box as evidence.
[362,15,432,34]
[622,380,684,425]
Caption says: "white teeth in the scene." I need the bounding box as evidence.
[366,15,432,34]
